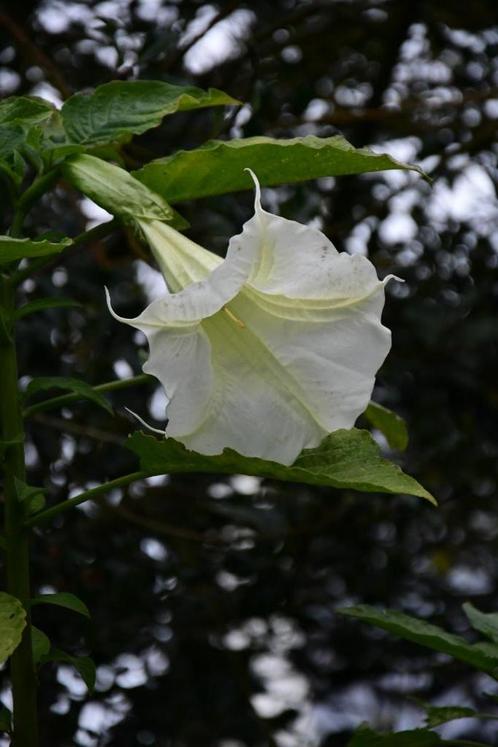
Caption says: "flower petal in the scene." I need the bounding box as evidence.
[177,310,325,463]
[106,289,215,434]
[230,285,391,435]
[139,220,221,292]
[104,227,253,328]
[107,172,394,465]
[242,170,385,302]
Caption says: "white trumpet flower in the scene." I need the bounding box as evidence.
[107,172,395,466]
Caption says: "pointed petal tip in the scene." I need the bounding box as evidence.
[124,406,165,437]
[244,167,262,213]
[104,285,118,319]
[104,286,140,325]
[104,285,124,323]
[383,274,404,286]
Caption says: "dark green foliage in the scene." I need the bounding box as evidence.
[61,80,238,145]
[23,376,113,415]
[364,402,409,451]
[31,592,90,619]
[135,135,425,202]
[128,429,433,500]
[0,236,71,264]
[348,726,443,746]
[338,605,498,677]
[0,593,26,663]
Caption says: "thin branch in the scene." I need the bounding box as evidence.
[0,7,71,98]
[28,413,124,445]
[157,2,238,73]
[100,503,225,544]
[24,374,151,417]
[71,219,119,250]
[25,471,147,528]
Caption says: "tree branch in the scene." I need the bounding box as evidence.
[0,7,71,99]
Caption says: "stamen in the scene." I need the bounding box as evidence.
[223,306,245,328]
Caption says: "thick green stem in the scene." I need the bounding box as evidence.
[0,277,38,747]
[23,373,151,418]
[25,470,147,528]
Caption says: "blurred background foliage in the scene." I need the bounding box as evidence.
[1,0,498,745]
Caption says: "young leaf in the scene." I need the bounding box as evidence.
[24,376,113,415]
[463,602,498,644]
[31,592,90,619]
[348,726,442,746]
[337,605,498,677]
[0,123,28,186]
[127,428,434,502]
[0,236,71,265]
[0,592,26,664]
[63,154,187,227]
[45,648,96,693]
[15,297,83,320]
[31,626,50,666]
[0,96,55,128]
[134,135,427,203]
[364,402,409,451]
[61,80,239,145]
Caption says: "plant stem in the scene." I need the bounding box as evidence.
[71,218,118,249]
[0,276,38,747]
[10,169,60,239]
[23,373,151,417]
[25,471,148,528]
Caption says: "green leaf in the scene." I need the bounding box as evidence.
[337,605,498,677]
[0,592,26,664]
[15,297,83,320]
[63,154,187,227]
[348,726,442,746]
[0,236,71,265]
[0,98,56,186]
[14,477,46,515]
[0,96,55,125]
[31,626,50,666]
[463,602,498,644]
[134,135,427,204]
[0,705,11,734]
[24,376,113,415]
[61,80,239,145]
[0,125,24,159]
[421,704,481,728]
[45,648,96,693]
[31,592,90,619]
[0,96,55,128]
[127,428,434,502]
[364,402,409,451]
